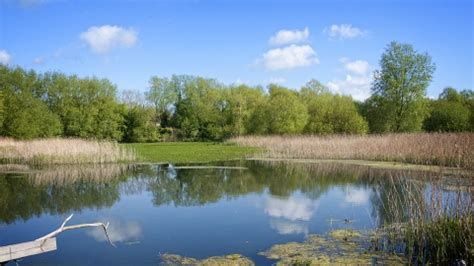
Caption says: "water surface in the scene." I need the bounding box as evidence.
[0,161,469,265]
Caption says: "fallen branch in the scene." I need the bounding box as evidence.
[35,214,116,247]
[1,214,115,264]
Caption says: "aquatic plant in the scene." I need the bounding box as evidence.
[260,231,406,265]
[230,133,474,170]
[375,175,473,264]
[0,138,136,165]
[160,253,254,265]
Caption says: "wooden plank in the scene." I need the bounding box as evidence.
[0,238,57,263]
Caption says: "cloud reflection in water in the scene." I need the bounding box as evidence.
[264,194,319,235]
[87,219,142,243]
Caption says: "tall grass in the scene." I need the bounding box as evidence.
[28,164,133,186]
[376,176,473,264]
[0,138,136,165]
[230,133,474,170]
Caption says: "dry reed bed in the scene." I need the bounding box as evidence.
[28,164,132,186]
[0,138,136,165]
[231,133,474,170]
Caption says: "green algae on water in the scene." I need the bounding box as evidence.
[160,253,255,266]
[260,230,406,265]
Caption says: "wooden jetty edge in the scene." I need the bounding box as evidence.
[0,214,115,265]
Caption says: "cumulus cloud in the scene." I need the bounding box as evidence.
[327,74,372,101]
[325,24,366,40]
[344,60,369,75]
[0,50,11,65]
[269,27,309,46]
[327,58,372,101]
[269,219,309,235]
[87,219,142,243]
[80,25,138,54]
[262,44,319,71]
[265,195,318,221]
[344,187,370,205]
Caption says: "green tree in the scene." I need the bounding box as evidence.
[301,80,368,134]
[42,73,124,140]
[224,85,266,136]
[300,80,334,134]
[171,76,226,140]
[147,76,178,127]
[424,87,471,132]
[123,105,159,142]
[0,90,4,128]
[367,41,435,132]
[0,66,62,139]
[330,95,368,134]
[265,85,308,134]
[460,90,474,130]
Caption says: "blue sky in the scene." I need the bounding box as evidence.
[0,0,472,100]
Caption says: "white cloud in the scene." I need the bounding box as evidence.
[80,25,138,54]
[344,187,370,205]
[87,219,141,243]
[269,27,309,46]
[327,58,372,101]
[269,219,309,235]
[344,60,369,75]
[327,74,372,101]
[262,44,319,71]
[264,195,318,221]
[0,50,11,65]
[325,24,366,40]
[33,56,45,65]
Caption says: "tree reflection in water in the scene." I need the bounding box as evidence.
[0,160,459,229]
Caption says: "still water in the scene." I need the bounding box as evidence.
[0,161,469,265]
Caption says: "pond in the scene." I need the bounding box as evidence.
[0,161,471,265]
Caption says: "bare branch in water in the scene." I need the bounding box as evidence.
[35,214,116,247]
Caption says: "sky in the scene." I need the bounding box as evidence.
[0,0,473,100]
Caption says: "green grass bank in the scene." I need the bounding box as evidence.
[122,142,260,164]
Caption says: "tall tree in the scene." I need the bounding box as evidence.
[300,80,368,134]
[368,41,435,132]
[224,85,266,136]
[265,85,308,134]
[147,76,178,127]
[0,66,62,139]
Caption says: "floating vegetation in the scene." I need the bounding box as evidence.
[329,229,361,241]
[160,253,254,265]
[260,230,406,265]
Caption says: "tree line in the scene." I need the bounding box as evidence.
[0,41,472,142]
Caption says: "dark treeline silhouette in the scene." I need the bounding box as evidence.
[0,41,472,142]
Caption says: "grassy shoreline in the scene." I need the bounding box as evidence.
[1,133,472,169]
[122,142,260,164]
[231,133,474,170]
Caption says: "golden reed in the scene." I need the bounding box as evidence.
[230,133,474,170]
[0,138,136,165]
